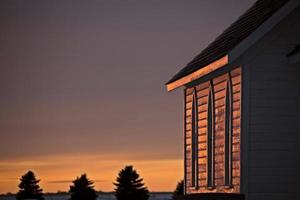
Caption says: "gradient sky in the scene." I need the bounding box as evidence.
[0,0,255,193]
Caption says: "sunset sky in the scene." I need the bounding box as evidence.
[0,0,255,194]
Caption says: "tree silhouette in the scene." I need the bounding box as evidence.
[114,165,149,200]
[16,170,44,200]
[69,174,98,200]
[172,180,184,200]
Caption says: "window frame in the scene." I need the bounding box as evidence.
[207,82,215,189]
[224,75,233,188]
[191,87,199,189]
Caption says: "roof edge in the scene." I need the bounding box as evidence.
[166,55,228,92]
[287,44,300,64]
[166,0,300,92]
[229,0,300,62]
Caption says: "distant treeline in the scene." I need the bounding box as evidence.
[6,165,183,200]
[0,192,173,196]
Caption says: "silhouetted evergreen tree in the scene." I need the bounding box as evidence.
[16,170,44,200]
[172,180,184,200]
[69,174,98,200]
[114,165,149,200]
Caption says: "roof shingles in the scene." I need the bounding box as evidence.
[167,0,291,84]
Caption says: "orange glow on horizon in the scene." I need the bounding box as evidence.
[0,153,183,194]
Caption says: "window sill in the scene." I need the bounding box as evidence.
[206,186,215,190]
[224,185,233,189]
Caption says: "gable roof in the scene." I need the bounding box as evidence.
[166,0,291,87]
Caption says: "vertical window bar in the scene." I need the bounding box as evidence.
[225,75,233,187]
[207,83,215,188]
[191,88,198,188]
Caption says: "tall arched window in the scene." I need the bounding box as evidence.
[191,88,199,188]
[224,75,233,187]
[207,83,215,188]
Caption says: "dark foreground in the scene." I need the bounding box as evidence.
[0,193,172,200]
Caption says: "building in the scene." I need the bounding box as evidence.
[166,0,300,199]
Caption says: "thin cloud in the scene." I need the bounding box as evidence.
[0,178,18,182]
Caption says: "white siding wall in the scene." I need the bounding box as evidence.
[240,6,300,200]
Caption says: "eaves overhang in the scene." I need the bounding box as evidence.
[166,55,229,92]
